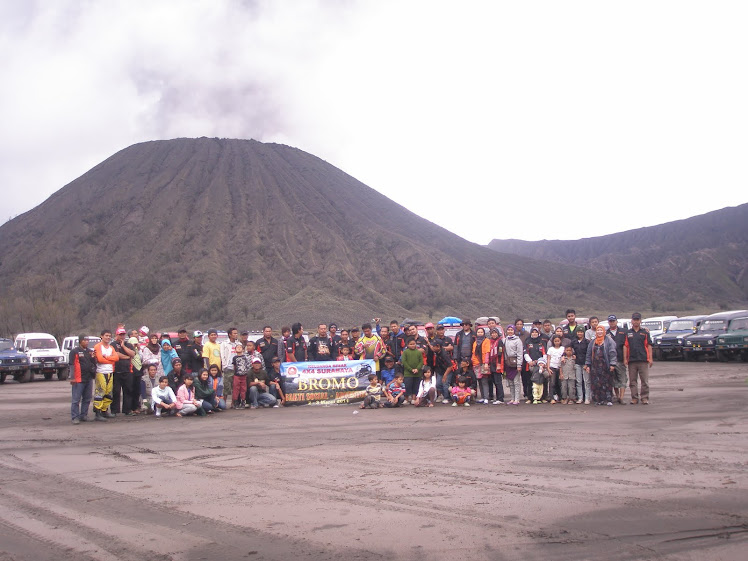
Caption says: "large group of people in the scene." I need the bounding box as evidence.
[67,310,653,424]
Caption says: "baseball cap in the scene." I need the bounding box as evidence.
[115,328,126,335]
[608,315,617,322]
[425,322,434,329]
[193,330,203,338]
[271,357,280,363]
[384,356,395,362]
[241,330,249,336]
[461,319,472,326]
[251,357,262,364]
[139,325,150,335]
[431,338,443,346]
[632,312,642,320]
[171,357,181,365]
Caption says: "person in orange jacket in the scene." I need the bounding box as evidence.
[471,327,492,403]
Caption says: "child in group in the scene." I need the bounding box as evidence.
[337,346,352,361]
[232,342,252,409]
[530,357,547,404]
[380,356,397,386]
[400,338,424,404]
[451,375,474,407]
[175,374,204,417]
[361,374,383,409]
[455,357,476,393]
[208,364,226,410]
[546,335,565,404]
[559,345,577,404]
[151,376,178,417]
[414,366,437,407]
[384,373,406,408]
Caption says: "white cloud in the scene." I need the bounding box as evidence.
[1,0,746,241]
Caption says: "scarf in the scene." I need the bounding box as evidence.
[147,340,160,354]
[594,328,606,346]
[475,334,486,361]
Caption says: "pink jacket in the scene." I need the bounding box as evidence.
[176,384,196,409]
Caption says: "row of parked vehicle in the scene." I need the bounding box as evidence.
[649,310,748,362]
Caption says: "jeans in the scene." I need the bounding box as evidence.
[249,386,278,407]
[492,372,505,402]
[403,377,420,398]
[575,364,590,402]
[436,374,450,400]
[71,378,93,420]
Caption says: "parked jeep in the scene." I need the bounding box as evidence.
[715,315,748,362]
[14,333,68,381]
[0,338,31,383]
[682,310,748,361]
[61,335,101,364]
[641,316,678,339]
[653,315,706,360]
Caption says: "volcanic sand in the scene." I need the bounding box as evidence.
[0,361,746,561]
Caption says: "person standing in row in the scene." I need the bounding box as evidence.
[625,312,653,405]
[607,315,628,404]
[69,335,96,424]
[93,330,118,421]
[111,328,135,416]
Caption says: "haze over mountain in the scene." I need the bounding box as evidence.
[0,138,669,336]
[488,204,748,310]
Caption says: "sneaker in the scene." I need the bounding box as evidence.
[103,411,115,418]
[584,400,591,405]
[575,399,583,404]
[71,418,80,425]
[641,398,649,405]
[492,400,504,405]
[79,416,89,422]
[94,411,108,422]
[155,409,161,417]
[272,404,279,408]
[533,400,541,404]
[452,402,457,407]
[464,402,470,407]
[441,399,449,404]
[606,402,613,406]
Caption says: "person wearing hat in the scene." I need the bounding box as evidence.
[111,327,136,416]
[267,356,285,405]
[188,331,204,375]
[624,313,653,404]
[453,319,475,367]
[167,357,186,394]
[380,355,397,386]
[426,338,453,403]
[247,357,278,409]
[606,315,628,404]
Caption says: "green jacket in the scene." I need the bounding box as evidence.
[401,348,424,377]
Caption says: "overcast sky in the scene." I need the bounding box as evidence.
[1,0,746,244]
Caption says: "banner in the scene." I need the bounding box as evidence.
[280,359,375,405]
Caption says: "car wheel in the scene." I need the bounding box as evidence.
[715,350,728,363]
[43,372,53,380]
[20,369,33,383]
[0,373,6,384]
[682,351,691,361]
[57,367,69,381]
[653,349,662,361]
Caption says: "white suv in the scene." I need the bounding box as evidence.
[61,335,101,364]
[14,333,68,381]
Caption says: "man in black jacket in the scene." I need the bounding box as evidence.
[308,324,333,361]
[69,335,97,424]
[256,326,278,367]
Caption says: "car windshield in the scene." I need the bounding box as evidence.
[667,320,694,331]
[642,321,662,330]
[26,338,58,350]
[728,318,748,331]
[0,341,15,351]
[699,320,727,332]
